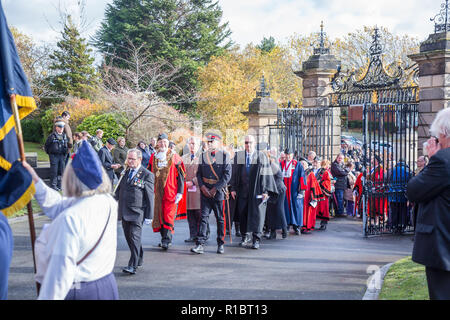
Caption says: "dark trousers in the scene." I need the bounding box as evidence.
[187,209,210,240]
[335,189,344,215]
[160,227,173,245]
[196,196,225,246]
[122,220,143,267]
[239,198,261,242]
[426,267,450,300]
[187,209,201,239]
[389,202,408,230]
[49,153,66,189]
[65,273,119,300]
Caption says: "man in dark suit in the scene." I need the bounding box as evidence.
[191,132,232,255]
[407,108,450,300]
[98,138,120,186]
[115,148,155,275]
[231,135,278,249]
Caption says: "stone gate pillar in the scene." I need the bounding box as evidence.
[242,75,278,148]
[409,28,450,155]
[295,22,342,160]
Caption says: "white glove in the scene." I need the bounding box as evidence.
[144,219,152,225]
[310,200,317,208]
[175,193,183,204]
[297,191,304,199]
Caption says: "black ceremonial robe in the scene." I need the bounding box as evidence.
[233,150,278,235]
[266,160,287,230]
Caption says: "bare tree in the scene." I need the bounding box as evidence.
[99,38,196,143]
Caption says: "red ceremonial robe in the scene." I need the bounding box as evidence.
[353,172,363,214]
[316,169,332,221]
[149,151,187,233]
[368,165,387,220]
[302,171,325,232]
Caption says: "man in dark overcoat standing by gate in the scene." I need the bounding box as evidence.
[407,108,450,300]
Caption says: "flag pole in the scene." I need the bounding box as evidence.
[9,94,38,288]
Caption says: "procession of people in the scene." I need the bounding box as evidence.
[8,106,448,300]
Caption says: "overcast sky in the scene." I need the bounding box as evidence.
[1,0,442,49]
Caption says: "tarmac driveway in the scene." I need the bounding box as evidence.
[7,214,414,300]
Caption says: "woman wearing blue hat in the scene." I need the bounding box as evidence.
[22,141,119,300]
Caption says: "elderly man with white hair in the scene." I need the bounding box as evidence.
[148,133,186,250]
[407,108,450,300]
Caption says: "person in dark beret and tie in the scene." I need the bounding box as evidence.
[191,132,232,254]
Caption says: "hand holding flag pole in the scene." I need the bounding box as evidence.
[10,94,37,270]
[10,94,38,296]
[1,0,39,296]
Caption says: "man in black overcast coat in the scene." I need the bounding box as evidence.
[407,108,450,300]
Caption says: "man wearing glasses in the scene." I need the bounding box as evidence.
[231,135,278,249]
[407,108,450,299]
[115,149,155,275]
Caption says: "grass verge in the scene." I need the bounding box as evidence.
[24,141,48,162]
[379,256,429,300]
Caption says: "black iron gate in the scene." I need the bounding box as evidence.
[276,107,335,160]
[275,26,420,237]
[361,103,418,236]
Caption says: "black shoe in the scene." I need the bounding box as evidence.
[269,231,276,239]
[235,230,242,237]
[318,224,327,231]
[293,226,300,235]
[159,242,171,250]
[281,229,287,239]
[251,241,260,249]
[122,266,136,275]
[263,232,271,239]
[158,242,172,247]
[217,245,224,254]
[184,237,196,243]
[239,237,251,247]
[191,244,204,254]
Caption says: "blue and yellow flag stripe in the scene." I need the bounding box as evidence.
[0,2,37,216]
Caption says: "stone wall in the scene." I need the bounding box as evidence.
[409,31,450,155]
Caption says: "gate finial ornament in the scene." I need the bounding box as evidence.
[312,21,330,55]
[256,75,270,98]
[331,26,402,91]
[431,0,450,33]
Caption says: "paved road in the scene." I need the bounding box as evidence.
[7,214,414,300]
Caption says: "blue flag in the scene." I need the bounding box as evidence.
[0,2,37,216]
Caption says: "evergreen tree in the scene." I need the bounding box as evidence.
[49,15,100,99]
[257,36,276,53]
[94,0,232,111]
